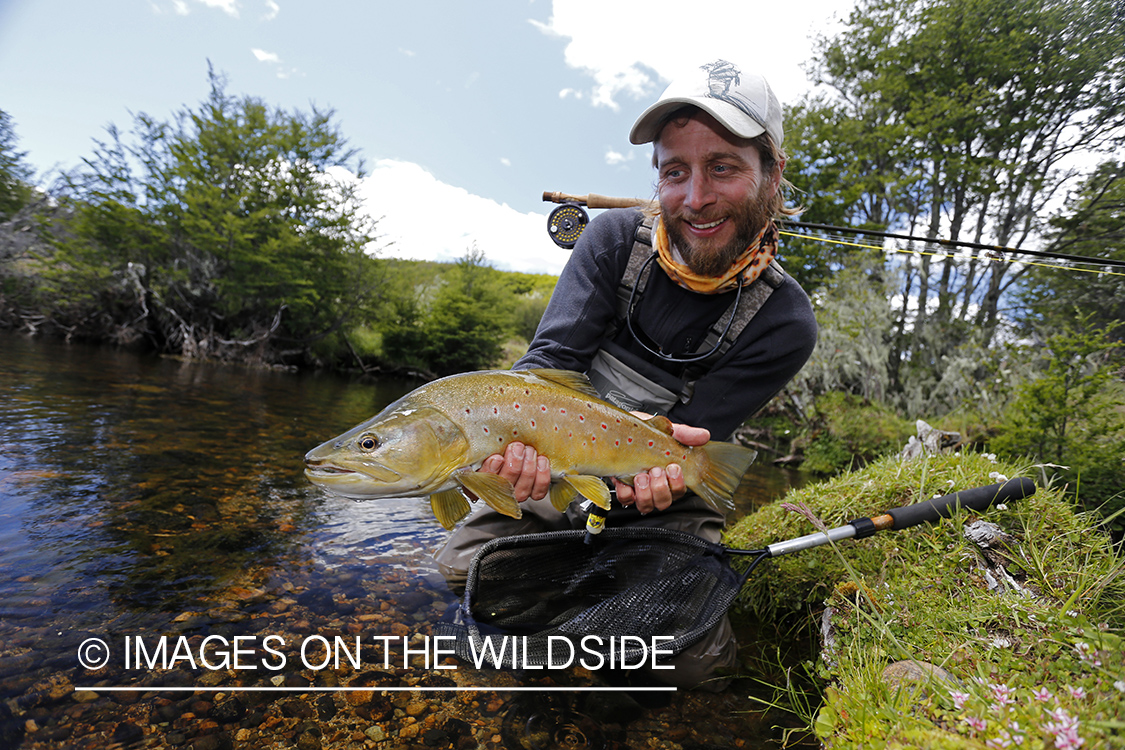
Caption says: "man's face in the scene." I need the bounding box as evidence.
[654,111,780,276]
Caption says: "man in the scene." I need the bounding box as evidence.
[435,60,817,687]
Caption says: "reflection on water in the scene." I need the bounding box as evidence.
[0,333,425,619]
[0,332,812,749]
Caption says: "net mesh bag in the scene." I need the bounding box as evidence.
[434,526,743,668]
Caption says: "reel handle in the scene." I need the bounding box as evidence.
[881,477,1035,530]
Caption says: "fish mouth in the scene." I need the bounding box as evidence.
[303,460,404,487]
[304,465,355,479]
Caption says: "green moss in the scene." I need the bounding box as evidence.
[726,451,1125,748]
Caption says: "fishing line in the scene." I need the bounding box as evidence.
[777,230,1125,279]
[540,191,1125,278]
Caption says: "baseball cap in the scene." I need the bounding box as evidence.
[629,60,784,147]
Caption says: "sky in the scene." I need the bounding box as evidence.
[0,0,853,275]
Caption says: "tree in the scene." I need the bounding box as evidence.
[0,109,34,220]
[991,318,1125,533]
[1019,161,1125,342]
[46,67,383,361]
[789,0,1125,411]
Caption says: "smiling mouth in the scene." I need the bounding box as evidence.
[687,218,726,231]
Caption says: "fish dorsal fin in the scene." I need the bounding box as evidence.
[457,473,522,520]
[429,489,472,530]
[525,369,602,399]
[645,415,675,436]
[562,475,612,510]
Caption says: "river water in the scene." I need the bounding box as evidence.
[0,332,812,750]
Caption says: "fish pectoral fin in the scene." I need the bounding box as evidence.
[457,473,522,520]
[643,415,676,436]
[525,369,603,399]
[562,475,612,510]
[548,481,579,513]
[430,489,472,530]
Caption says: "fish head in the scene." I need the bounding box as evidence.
[304,405,469,499]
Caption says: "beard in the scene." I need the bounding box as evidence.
[660,184,774,277]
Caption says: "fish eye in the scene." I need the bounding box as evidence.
[358,435,379,452]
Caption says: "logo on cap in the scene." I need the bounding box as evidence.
[701,59,766,133]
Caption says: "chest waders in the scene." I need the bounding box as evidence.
[586,216,786,415]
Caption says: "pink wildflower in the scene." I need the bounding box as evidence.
[990,683,1016,707]
[950,690,971,710]
[1067,686,1087,700]
[1045,708,1084,750]
[1032,687,1054,703]
[963,715,987,733]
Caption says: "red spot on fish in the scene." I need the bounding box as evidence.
[513,430,519,436]
[600,423,608,430]
[514,403,521,410]
[578,415,585,422]
[483,427,489,434]
[493,407,498,414]
[465,408,472,414]
[616,418,621,424]
[648,441,655,447]
[615,440,620,446]
[560,408,566,414]
[541,405,547,412]
[627,437,633,444]
[530,420,536,428]
[665,450,671,456]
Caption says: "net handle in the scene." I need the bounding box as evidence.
[762,478,1035,558]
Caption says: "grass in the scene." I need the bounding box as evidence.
[725,451,1125,748]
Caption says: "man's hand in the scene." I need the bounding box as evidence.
[614,421,710,514]
[473,418,710,513]
[476,442,552,502]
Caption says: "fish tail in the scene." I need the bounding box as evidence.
[691,442,758,511]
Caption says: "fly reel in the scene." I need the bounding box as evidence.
[542,191,654,249]
[546,203,588,249]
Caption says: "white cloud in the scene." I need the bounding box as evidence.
[251,48,280,64]
[356,160,570,275]
[604,149,632,166]
[262,0,279,20]
[173,0,190,15]
[535,0,852,109]
[197,0,240,17]
[500,157,512,167]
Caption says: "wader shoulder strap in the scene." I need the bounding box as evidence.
[606,217,656,340]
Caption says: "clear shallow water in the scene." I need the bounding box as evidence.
[0,332,812,749]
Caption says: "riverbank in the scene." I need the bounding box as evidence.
[726,451,1125,748]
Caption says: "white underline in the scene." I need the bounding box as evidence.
[75,686,676,693]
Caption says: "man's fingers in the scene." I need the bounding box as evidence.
[531,455,552,501]
[510,444,540,501]
[671,423,710,446]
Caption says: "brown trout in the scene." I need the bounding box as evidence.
[304,369,756,529]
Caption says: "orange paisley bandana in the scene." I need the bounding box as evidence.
[653,219,779,294]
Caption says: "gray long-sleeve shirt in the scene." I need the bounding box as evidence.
[516,208,817,440]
